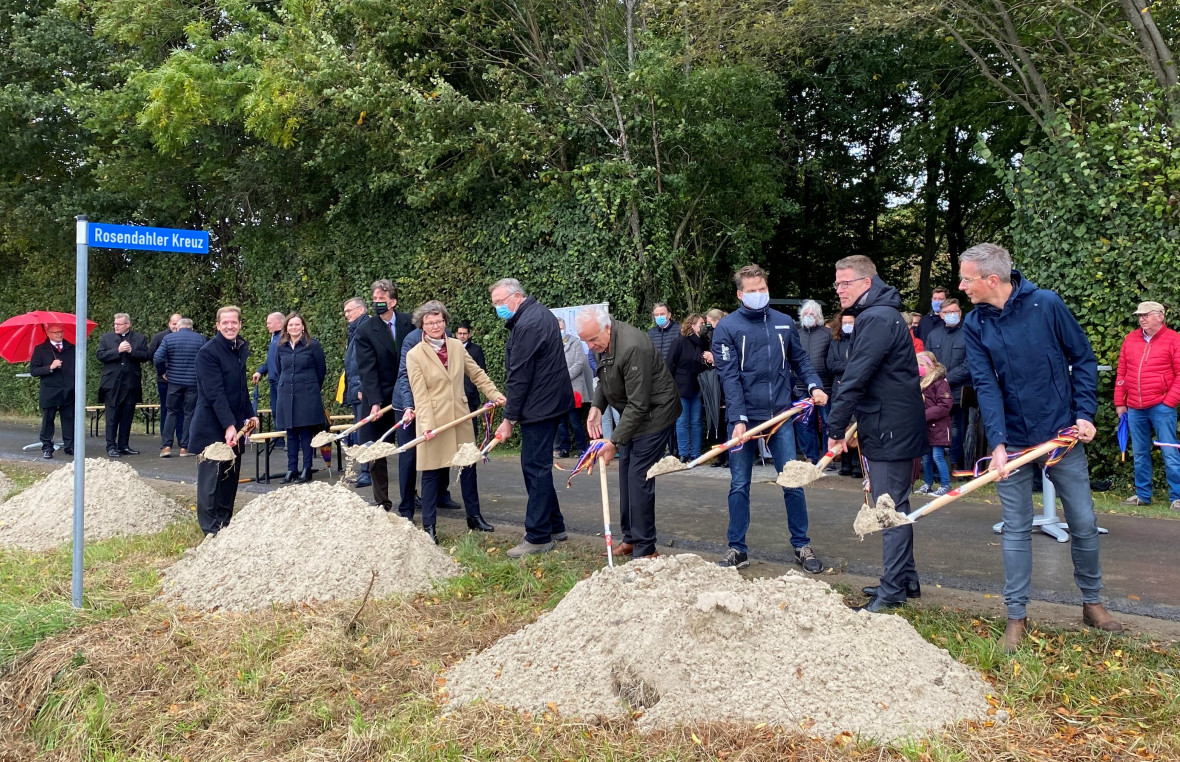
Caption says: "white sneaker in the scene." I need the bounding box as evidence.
[1121,496,1150,506]
[1170,500,1180,512]
[507,540,555,558]
[916,483,932,494]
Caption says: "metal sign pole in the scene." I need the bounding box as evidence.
[72,215,88,609]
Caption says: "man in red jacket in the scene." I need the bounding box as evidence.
[1114,301,1180,511]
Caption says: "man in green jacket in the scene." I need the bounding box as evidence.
[579,306,681,560]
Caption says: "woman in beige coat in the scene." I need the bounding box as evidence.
[406,300,506,543]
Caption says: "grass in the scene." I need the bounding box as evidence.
[0,526,1177,761]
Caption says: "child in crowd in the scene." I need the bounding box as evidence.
[916,351,953,496]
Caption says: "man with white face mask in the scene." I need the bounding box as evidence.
[794,300,832,462]
[924,298,970,468]
[711,264,828,572]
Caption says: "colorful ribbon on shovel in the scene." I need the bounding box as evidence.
[561,441,607,488]
[951,427,1080,478]
[731,399,813,453]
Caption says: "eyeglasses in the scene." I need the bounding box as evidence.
[959,275,987,286]
[422,319,446,328]
[833,278,868,290]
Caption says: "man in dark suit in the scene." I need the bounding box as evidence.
[355,279,415,512]
[28,323,76,459]
[96,313,151,457]
[455,321,487,437]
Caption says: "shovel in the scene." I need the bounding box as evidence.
[198,420,256,462]
[451,434,504,468]
[854,434,1076,537]
[310,404,393,448]
[647,401,812,479]
[358,403,498,464]
[777,422,858,488]
[599,454,614,568]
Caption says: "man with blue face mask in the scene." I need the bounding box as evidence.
[648,302,680,458]
[924,298,970,468]
[712,264,828,572]
[916,286,948,342]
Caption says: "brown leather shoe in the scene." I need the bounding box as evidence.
[604,541,634,557]
[1003,618,1027,654]
[1082,603,1124,632]
[634,551,659,560]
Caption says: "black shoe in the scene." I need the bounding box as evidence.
[296,468,313,483]
[467,514,495,532]
[853,595,905,613]
[42,450,53,459]
[413,496,422,512]
[424,524,437,544]
[838,464,852,476]
[63,448,73,456]
[850,467,863,479]
[717,548,749,569]
[794,545,823,574]
[119,448,140,455]
[280,471,298,483]
[862,580,922,599]
[107,449,121,458]
[440,498,463,510]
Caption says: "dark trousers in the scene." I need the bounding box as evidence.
[618,425,672,557]
[950,403,967,468]
[104,400,136,451]
[554,406,589,455]
[161,383,196,449]
[156,380,170,443]
[286,425,315,471]
[865,458,918,602]
[420,465,481,527]
[349,403,370,477]
[40,404,75,454]
[520,417,566,543]
[196,450,242,534]
[396,416,419,512]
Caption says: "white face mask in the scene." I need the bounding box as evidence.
[943,313,961,327]
[741,291,770,311]
[801,315,816,328]
[841,324,854,335]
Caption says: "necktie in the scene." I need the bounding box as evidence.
[388,320,399,354]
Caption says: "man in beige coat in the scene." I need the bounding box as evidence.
[405,300,505,542]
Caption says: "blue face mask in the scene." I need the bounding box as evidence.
[943,313,960,327]
[741,291,770,311]
[654,315,668,328]
[495,305,515,320]
[931,299,943,312]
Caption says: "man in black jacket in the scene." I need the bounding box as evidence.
[490,278,576,557]
[924,298,969,468]
[189,306,257,535]
[581,307,681,560]
[455,322,487,437]
[355,279,415,512]
[29,323,75,458]
[827,255,929,613]
[96,313,151,457]
[148,313,181,448]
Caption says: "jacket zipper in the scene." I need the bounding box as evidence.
[1137,337,1151,406]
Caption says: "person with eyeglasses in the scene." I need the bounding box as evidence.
[959,242,1121,651]
[342,296,373,487]
[826,256,929,613]
[96,312,152,457]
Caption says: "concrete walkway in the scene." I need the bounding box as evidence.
[4,419,1178,623]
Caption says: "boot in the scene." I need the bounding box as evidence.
[424,525,437,544]
[280,471,298,483]
[1003,618,1027,653]
[466,514,494,532]
[296,467,313,483]
[1082,603,1124,632]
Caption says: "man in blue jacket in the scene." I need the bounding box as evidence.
[712,264,828,572]
[960,242,1122,652]
[251,311,285,419]
[490,278,576,557]
[153,317,206,457]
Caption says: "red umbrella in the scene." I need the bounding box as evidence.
[0,311,98,363]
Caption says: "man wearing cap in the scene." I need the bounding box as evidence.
[1114,300,1180,511]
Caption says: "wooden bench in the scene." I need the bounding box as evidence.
[249,424,350,483]
[84,404,161,437]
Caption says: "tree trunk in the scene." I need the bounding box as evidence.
[918,137,942,306]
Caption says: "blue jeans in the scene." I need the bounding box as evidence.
[726,419,809,553]
[554,407,588,455]
[520,417,566,543]
[995,445,1103,619]
[675,393,703,461]
[600,406,621,445]
[922,446,950,486]
[1127,403,1180,502]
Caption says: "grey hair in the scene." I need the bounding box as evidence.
[267,311,285,322]
[575,305,612,332]
[833,255,877,278]
[960,243,1013,282]
[652,301,669,312]
[177,318,193,329]
[412,300,450,329]
[489,277,525,297]
[114,312,130,323]
[799,300,824,323]
[343,296,366,310]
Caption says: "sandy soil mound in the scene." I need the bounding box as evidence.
[0,468,14,503]
[0,459,186,550]
[161,483,460,611]
[445,554,989,741]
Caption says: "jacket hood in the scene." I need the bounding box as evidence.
[976,270,1037,317]
[737,303,769,320]
[847,276,902,315]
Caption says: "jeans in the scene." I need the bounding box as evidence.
[600,406,621,442]
[1127,403,1180,502]
[520,417,566,543]
[554,407,589,455]
[794,403,827,463]
[725,419,809,553]
[922,445,950,486]
[675,393,703,461]
[994,445,1103,619]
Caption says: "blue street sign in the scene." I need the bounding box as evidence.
[87,223,209,254]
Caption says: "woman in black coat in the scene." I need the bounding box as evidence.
[826,314,861,478]
[275,313,328,482]
[666,314,712,461]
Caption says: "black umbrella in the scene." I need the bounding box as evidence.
[699,368,722,439]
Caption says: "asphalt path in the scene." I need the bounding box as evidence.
[4,418,1179,622]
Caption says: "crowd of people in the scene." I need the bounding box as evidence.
[34,240,1180,652]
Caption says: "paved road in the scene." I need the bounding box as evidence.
[4,419,1179,621]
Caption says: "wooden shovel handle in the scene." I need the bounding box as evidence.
[482,435,504,456]
[814,422,857,472]
[906,437,1072,521]
[396,403,498,453]
[685,404,810,469]
[599,455,613,568]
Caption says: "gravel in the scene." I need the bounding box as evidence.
[444,554,989,741]
[0,468,14,503]
[160,482,460,611]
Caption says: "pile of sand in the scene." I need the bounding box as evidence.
[0,468,14,503]
[646,455,686,478]
[777,460,821,488]
[161,483,460,611]
[0,459,187,550]
[853,494,910,539]
[445,554,989,741]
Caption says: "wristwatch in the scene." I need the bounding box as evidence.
[505,419,517,426]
